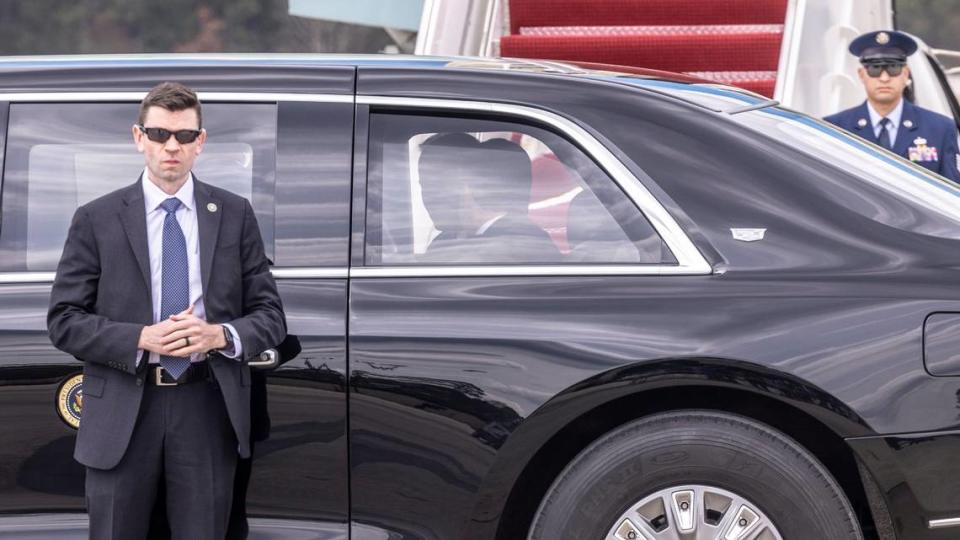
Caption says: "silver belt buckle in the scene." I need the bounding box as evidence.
[155,366,178,386]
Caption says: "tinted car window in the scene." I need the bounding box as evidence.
[365,113,671,266]
[274,101,353,267]
[0,102,276,271]
[735,107,960,238]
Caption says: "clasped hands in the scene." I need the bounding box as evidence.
[137,305,227,357]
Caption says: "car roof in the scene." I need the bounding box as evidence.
[0,54,773,113]
[0,52,688,73]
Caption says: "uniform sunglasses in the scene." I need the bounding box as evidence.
[137,125,202,144]
[864,63,905,77]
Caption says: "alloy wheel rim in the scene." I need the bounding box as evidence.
[606,484,784,540]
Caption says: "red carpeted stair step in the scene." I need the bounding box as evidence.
[502,0,787,97]
[520,24,784,36]
[500,31,782,73]
[508,0,789,34]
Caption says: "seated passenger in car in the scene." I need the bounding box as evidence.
[418,133,479,257]
[463,138,560,263]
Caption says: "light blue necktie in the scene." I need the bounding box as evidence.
[159,197,191,379]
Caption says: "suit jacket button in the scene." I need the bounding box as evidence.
[136,377,143,386]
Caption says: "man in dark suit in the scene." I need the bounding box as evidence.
[148,334,302,540]
[47,82,286,539]
[824,30,960,183]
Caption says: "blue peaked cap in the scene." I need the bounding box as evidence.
[849,30,918,63]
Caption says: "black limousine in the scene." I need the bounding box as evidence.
[0,55,958,540]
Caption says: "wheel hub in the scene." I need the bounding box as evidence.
[606,484,784,540]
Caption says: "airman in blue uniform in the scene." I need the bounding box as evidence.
[824,30,960,183]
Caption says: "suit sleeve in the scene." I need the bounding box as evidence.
[226,199,286,361]
[47,206,143,374]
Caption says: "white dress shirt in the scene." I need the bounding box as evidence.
[138,171,242,365]
[867,99,904,147]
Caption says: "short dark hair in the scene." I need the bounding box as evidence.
[137,82,202,128]
[469,138,533,212]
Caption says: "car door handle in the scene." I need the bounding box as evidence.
[248,348,279,370]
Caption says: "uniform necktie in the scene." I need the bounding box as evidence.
[878,117,892,150]
[159,197,191,379]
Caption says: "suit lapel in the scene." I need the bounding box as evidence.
[119,179,152,300]
[193,178,222,297]
[893,100,920,157]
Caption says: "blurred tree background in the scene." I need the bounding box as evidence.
[0,0,412,55]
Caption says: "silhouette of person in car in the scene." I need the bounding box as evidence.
[463,138,559,262]
[418,133,479,257]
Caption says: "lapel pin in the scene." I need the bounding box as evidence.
[207,203,218,212]
[857,118,868,128]
[903,119,914,129]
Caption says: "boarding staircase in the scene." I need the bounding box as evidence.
[498,0,789,97]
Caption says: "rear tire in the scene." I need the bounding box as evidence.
[527,410,863,539]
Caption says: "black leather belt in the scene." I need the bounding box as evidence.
[147,361,211,386]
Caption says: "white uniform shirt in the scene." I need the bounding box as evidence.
[867,99,905,147]
[138,171,242,365]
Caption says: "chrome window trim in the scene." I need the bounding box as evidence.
[272,268,348,279]
[356,95,713,276]
[0,272,56,284]
[929,517,960,529]
[352,265,696,278]
[0,268,347,284]
[0,92,353,103]
[0,264,704,283]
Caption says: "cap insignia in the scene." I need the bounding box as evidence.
[876,32,890,45]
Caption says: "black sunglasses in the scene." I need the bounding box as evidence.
[864,63,905,78]
[137,125,202,144]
